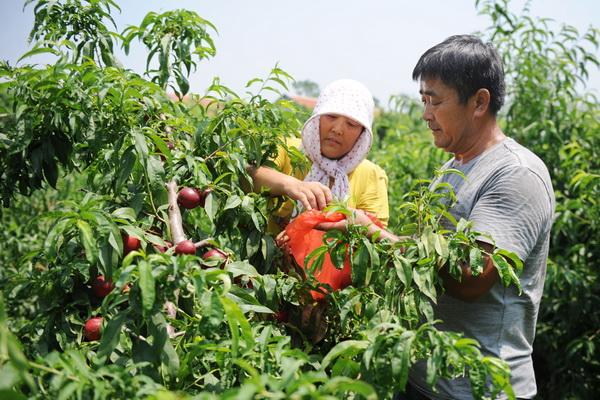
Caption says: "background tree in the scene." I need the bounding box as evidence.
[292,78,320,98]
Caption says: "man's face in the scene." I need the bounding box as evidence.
[319,114,364,160]
[419,77,475,155]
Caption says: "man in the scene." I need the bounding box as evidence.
[320,35,555,399]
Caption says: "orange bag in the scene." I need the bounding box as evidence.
[285,210,383,300]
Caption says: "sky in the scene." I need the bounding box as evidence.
[2,0,599,106]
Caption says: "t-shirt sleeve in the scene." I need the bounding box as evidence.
[469,166,554,262]
[352,164,390,227]
[273,142,292,175]
[273,137,307,179]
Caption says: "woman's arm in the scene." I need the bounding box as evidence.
[316,209,401,242]
[247,165,333,211]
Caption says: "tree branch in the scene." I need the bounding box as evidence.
[166,180,186,244]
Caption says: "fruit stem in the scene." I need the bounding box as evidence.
[166,180,187,244]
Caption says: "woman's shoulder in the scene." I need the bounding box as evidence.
[352,159,387,178]
[285,136,302,149]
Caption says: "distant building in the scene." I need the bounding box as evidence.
[289,95,317,109]
[283,94,317,110]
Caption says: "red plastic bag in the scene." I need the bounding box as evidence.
[285,210,383,300]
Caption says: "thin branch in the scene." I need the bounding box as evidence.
[194,239,212,248]
[29,361,81,382]
[205,132,253,161]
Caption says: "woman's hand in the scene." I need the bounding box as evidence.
[275,229,291,254]
[317,209,400,242]
[316,209,374,232]
[248,166,332,211]
[282,176,332,211]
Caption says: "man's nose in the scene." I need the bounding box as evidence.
[422,103,433,121]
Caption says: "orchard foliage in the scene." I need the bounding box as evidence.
[0,1,598,400]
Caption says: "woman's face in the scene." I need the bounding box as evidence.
[319,114,364,159]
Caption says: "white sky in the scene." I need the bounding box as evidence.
[2,0,599,106]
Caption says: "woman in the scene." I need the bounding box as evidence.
[250,79,389,232]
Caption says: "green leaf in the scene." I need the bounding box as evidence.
[204,192,218,222]
[395,331,416,391]
[95,312,127,365]
[6,333,29,372]
[115,147,136,191]
[149,312,180,375]
[77,219,97,263]
[322,377,377,399]
[146,155,165,188]
[220,297,254,358]
[456,218,470,233]
[321,340,369,370]
[491,254,522,294]
[98,241,114,272]
[0,389,27,400]
[245,230,261,257]
[139,261,156,315]
[223,195,242,210]
[413,265,437,302]
[362,238,379,285]
[56,381,79,400]
[44,218,70,261]
[394,255,413,289]
[305,245,328,273]
[17,46,60,62]
[108,226,123,256]
[495,249,523,274]
[433,233,449,258]
[469,247,484,276]
[329,240,347,270]
[132,128,149,167]
[351,241,369,286]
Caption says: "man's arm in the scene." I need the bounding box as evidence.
[357,219,501,301]
[439,241,499,302]
[318,211,499,301]
[247,165,333,211]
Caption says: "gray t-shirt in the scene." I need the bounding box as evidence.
[409,138,555,399]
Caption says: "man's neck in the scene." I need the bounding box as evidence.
[454,121,505,164]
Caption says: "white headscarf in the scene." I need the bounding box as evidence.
[301,79,375,201]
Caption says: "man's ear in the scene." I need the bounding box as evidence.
[473,88,491,117]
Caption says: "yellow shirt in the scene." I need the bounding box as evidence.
[269,138,389,232]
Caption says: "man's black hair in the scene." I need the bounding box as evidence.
[412,34,506,115]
